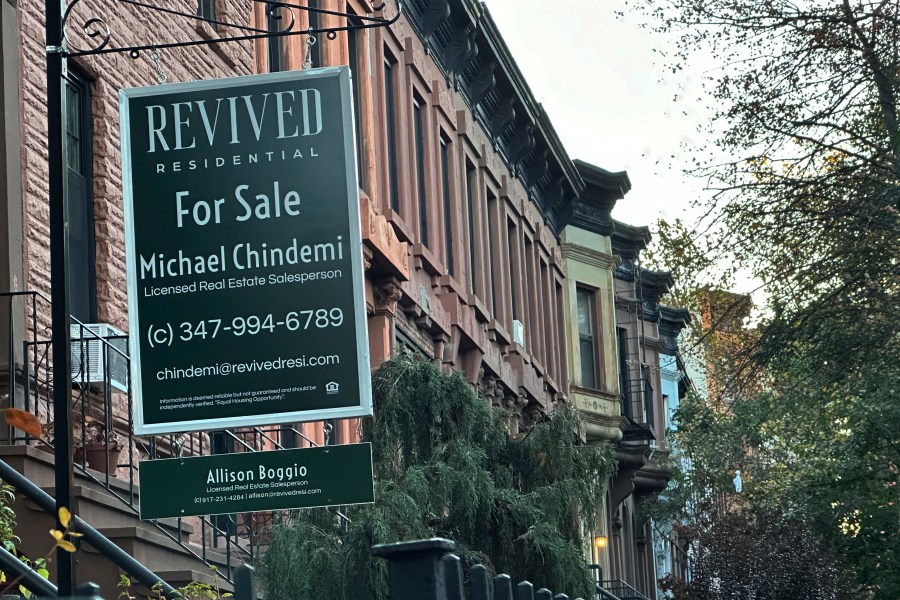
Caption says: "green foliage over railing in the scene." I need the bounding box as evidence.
[259,354,615,600]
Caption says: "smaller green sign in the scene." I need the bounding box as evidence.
[138,443,374,520]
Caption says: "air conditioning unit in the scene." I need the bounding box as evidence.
[512,319,525,347]
[70,323,129,393]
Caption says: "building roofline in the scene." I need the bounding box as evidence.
[564,160,632,235]
[403,0,584,233]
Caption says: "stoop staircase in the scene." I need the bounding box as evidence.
[0,445,236,597]
[0,291,317,597]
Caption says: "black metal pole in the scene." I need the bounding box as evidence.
[46,0,75,594]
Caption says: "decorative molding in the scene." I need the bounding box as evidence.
[373,278,403,313]
[611,219,651,270]
[419,0,451,39]
[560,243,618,271]
[445,23,477,75]
[401,0,585,236]
[469,63,496,108]
[641,336,668,352]
[569,201,615,236]
[571,384,622,404]
[490,98,516,135]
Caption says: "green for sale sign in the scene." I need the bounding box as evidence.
[138,443,375,520]
[121,68,371,435]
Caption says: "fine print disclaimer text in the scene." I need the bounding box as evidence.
[160,385,317,411]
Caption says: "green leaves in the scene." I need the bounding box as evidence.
[260,355,615,600]
[630,0,900,594]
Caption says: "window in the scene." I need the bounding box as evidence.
[663,394,672,431]
[383,57,400,212]
[65,70,96,324]
[540,258,550,365]
[279,426,297,448]
[507,220,519,322]
[197,0,216,27]
[465,162,477,293]
[618,328,630,416]
[413,95,428,246]
[642,365,655,425]
[577,287,597,388]
[523,236,535,350]
[555,281,567,388]
[266,4,283,72]
[486,189,499,314]
[440,134,454,276]
[347,21,364,183]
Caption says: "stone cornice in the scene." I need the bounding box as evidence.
[641,336,668,352]
[611,220,651,259]
[579,411,627,430]
[401,0,584,236]
[639,269,674,304]
[659,305,691,355]
[560,244,619,271]
[561,160,631,235]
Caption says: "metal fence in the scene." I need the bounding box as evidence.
[373,538,609,600]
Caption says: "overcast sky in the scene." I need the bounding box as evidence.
[480,0,712,229]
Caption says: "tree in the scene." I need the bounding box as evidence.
[659,506,851,600]
[630,1,900,595]
[635,0,900,371]
[258,355,615,600]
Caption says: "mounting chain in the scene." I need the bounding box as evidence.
[59,0,401,58]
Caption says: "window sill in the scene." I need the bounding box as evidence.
[438,274,467,302]
[384,208,414,244]
[468,294,491,324]
[487,319,511,347]
[412,243,445,277]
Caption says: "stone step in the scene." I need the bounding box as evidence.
[1,445,249,599]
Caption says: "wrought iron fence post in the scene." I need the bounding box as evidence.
[234,564,257,600]
[71,582,104,599]
[373,538,457,600]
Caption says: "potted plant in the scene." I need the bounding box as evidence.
[83,421,124,475]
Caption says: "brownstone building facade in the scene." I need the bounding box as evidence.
[0,0,690,597]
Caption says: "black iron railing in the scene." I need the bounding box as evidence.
[601,580,649,600]
[374,538,606,600]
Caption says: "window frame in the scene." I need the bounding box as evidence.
[484,182,503,320]
[438,130,456,277]
[576,285,600,390]
[347,9,366,188]
[197,0,217,28]
[463,155,480,296]
[64,68,97,324]
[381,49,403,215]
[411,91,430,247]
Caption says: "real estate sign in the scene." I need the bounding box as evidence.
[138,443,375,520]
[121,68,371,435]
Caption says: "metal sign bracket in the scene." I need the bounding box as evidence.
[57,0,402,59]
